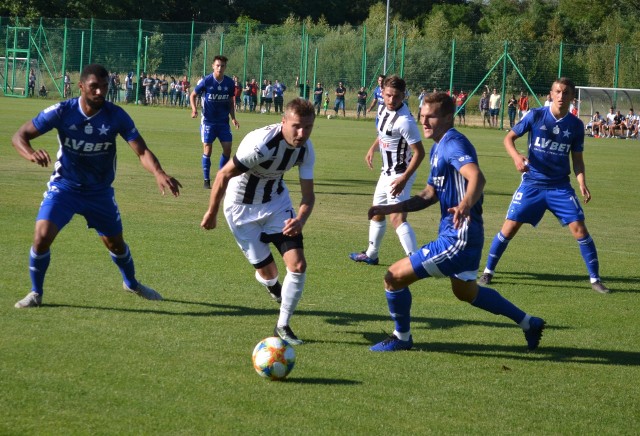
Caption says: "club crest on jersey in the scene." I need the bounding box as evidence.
[553,125,560,135]
[84,124,93,135]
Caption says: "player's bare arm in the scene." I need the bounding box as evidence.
[129,137,182,197]
[504,130,529,172]
[571,151,591,203]
[190,91,198,118]
[368,184,438,219]
[201,160,244,230]
[229,98,239,129]
[447,163,485,229]
[365,138,379,169]
[12,120,51,167]
[390,140,425,197]
[283,178,315,237]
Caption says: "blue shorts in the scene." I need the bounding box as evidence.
[490,108,499,117]
[409,236,482,282]
[36,184,123,237]
[201,122,232,145]
[506,183,585,226]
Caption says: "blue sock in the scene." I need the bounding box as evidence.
[577,235,599,279]
[110,245,138,289]
[202,154,211,180]
[486,231,511,272]
[29,247,50,295]
[471,285,526,324]
[385,288,412,334]
[219,154,230,169]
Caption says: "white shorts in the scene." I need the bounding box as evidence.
[372,172,417,206]
[223,193,295,265]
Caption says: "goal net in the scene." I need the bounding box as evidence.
[576,86,640,124]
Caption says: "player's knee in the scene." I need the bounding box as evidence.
[287,259,306,274]
[383,269,403,290]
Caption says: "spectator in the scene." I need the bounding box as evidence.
[259,79,268,111]
[588,111,605,137]
[323,92,330,116]
[334,81,346,117]
[517,91,529,121]
[455,89,467,126]
[264,80,274,113]
[487,86,501,128]
[38,84,47,98]
[125,72,134,103]
[242,80,251,111]
[507,94,518,128]
[28,69,36,97]
[356,86,368,119]
[607,109,624,138]
[249,78,258,112]
[622,108,637,139]
[143,73,154,105]
[159,74,169,105]
[273,79,286,113]
[479,91,490,127]
[313,82,324,115]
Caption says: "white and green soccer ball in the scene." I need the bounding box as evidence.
[327,114,333,119]
[252,337,296,380]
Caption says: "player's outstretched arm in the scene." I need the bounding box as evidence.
[368,185,438,219]
[128,137,182,197]
[12,120,51,167]
[447,163,485,229]
[201,159,244,230]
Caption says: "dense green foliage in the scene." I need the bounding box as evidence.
[1,98,640,433]
[1,0,640,45]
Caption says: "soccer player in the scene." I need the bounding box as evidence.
[368,74,385,117]
[349,75,425,265]
[368,91,545,352]
[478,77,609,294]
[200,98,316,345]
[12,63,182,309]
[190,55,239,189]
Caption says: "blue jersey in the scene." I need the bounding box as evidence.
[373,86,383,106]
[32,98,140,191]
[193,74,235,125]
[427,128,484,246]
[513,106,584,187]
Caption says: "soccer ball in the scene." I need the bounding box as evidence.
[252,337,296,380]
[327,114,333,119]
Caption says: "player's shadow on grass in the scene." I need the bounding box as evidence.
[490,271,640,293]
[48,299,640,367]
[403,340,640,366]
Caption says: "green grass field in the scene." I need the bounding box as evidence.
[1,98,639,434]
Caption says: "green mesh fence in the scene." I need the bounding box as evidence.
[2,16,639,124]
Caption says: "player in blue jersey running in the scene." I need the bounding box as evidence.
[190,55,240,189]
[367,92,545,352]
[12,64,182,309]
[478,78,609,294]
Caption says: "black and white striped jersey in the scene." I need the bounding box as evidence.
[227,123,315,205]
[376,103,422,176]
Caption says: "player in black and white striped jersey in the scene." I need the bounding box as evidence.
[350,75,426,266]
[200,98,316,345]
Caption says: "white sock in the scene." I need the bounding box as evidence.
[483,268,495,275]
[394,329,411,341]
[277,269,305,328]
[396,221,419,255]
[519,314,532,331]
[255,271,278,288]
[365,219,386,259]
